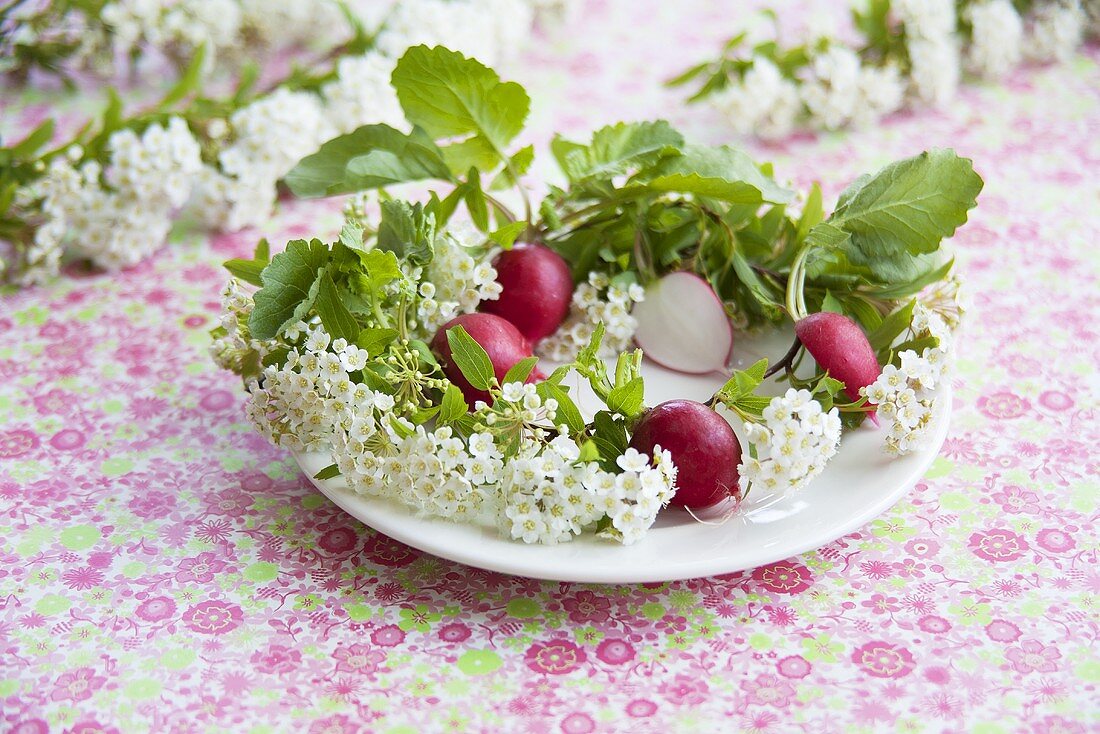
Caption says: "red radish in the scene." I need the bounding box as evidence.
[628,399,742,509]
[632,271,733,375]
[480,244,574,344]
[431,313,544,406]
[794,311,881,401]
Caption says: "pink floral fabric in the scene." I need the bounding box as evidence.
[1,2,1098,732]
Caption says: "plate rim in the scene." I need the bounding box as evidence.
[296,386,951,583]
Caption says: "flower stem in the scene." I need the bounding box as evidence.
[763,336,802,379]
[785,246,812,322]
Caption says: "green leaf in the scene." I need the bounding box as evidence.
[729,247,783,318]
[314,463,341,480]
[249,239,330,339]
[441,137,500,176]
[445,325,494,391]
[438,383,469,422]
[339,220,365,251]
[391,45,530,170]
[284,124,453,198]
[716,358,768,403]
[555,120,684,182]
[503,356,539,385]
[592,411,628,461]
[356,327,399,357]
[409,339,440,369]
[223,238,272,287]
[840,295,884,332]
[795,183,824,244]
[825,149,983,280]
[377,200,435,264]
[463,168,489,231]
[804,221,852,251]
[224,259,265,287]
[10,119,54,159]
[159,43,207,107]
[864,257,955,299]
[536,382,585,435]
[577,440,600,463]
[350,249,403,313]
[606,377,644,418]
[490,144,535,189]
[314,272,360,342]
[868,299,916,352]
[488,220,527,249]
[821,291,845,314]
[640,144,794,204]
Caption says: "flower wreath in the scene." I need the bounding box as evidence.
[213,46,979,545]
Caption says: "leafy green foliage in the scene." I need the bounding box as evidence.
[377,200,436,264]
[249,239,330,340]
[285,124,453,198]
[814,149,983,282]
[314,272,360,342]
[639,144,794,205]
[357,327,399,357]
[552,121,684,183]
[223,238,271,287]
[438,383,469,424]
[391,45,530,173]
[445,325,495,392]
[503,356,539,385]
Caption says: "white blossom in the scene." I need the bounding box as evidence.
[413,227,501,337]
[196,88,333,231]
[967,0,1024,78]
[738,389,842,496]
[801,46,863,129]
[711,57,801,140]
[538,272,645,362]
[860,304,953,455]
[1027,1,1085,62]
[321,52,404,135]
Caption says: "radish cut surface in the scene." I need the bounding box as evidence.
[632,271,733,375]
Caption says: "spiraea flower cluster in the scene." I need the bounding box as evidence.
[711,58,802,140]
[800,46,905,130]
[375,0,533,68]
[861,305,954,456]
[322,51,405,136]
[966,0,1025,78]
[539,272,645,361]
[242,318,677,545]
[2,0,556,288]
[196,88,336,231]
[73,0,352,79]
[209,279,278,375]
[413,231,502,337]
[501,441,677,545]
[738,389,843,496]
[700,0,1091,137]
[896,0,961,107]
[8,117,202,285]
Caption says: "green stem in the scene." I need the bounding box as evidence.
[785,246,812,321]
[482,192,517,224]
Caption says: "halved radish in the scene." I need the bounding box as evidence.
[632,271,733,375]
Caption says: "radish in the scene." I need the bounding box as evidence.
[430,312,544,406]
[632,271,733,375]
[794,311,880,402]
[480,244,574,344]
[628,399,742,509]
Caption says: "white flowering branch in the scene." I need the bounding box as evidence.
[672,0,1094,138]
[0,0,562,289]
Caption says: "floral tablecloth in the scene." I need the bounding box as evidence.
[2,2,1099,732]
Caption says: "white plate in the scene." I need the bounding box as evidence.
[295,332,950,583]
